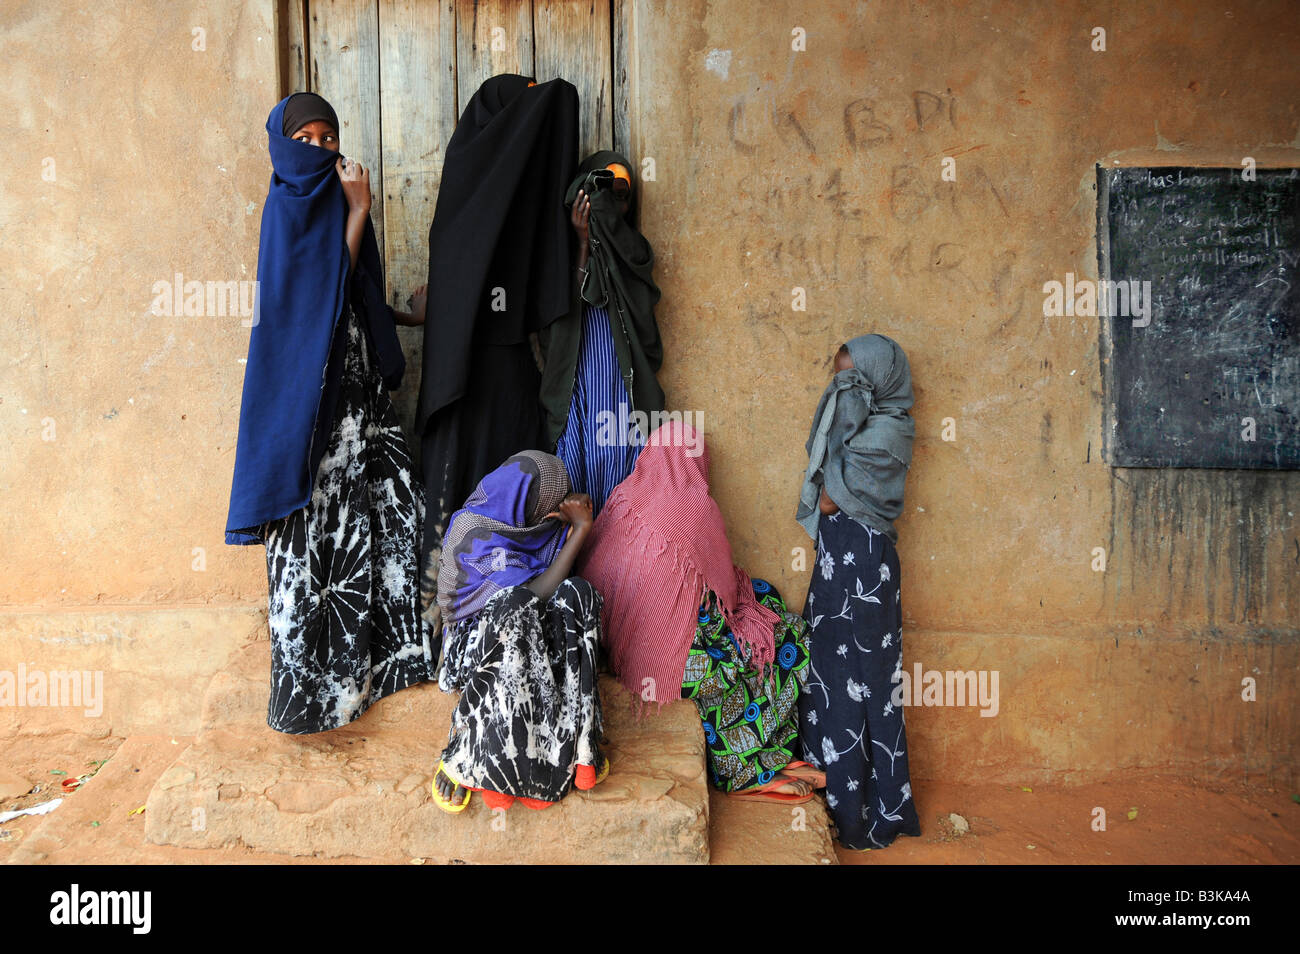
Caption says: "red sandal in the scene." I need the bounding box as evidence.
[575,754,611,791]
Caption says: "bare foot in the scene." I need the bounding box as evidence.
[770,776,813,797]
[433,764,468,811]
[729,772,814,802]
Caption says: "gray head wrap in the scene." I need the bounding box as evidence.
[796,334,914,542]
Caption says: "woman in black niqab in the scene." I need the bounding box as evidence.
[540,149,665,516]
[417,74,579,628]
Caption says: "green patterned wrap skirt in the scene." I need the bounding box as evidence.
[680,579,811,792]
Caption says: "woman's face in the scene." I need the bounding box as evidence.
[606,162,632,216]
[289,120,340,151]
[833,346,854,373]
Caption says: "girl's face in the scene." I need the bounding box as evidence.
[833,346,854,373]
[289,120,340,151]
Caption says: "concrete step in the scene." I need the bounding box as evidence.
[9,735,365,864]
[144,641,713,863]
[6,728,837,864]
[708,789,838,864]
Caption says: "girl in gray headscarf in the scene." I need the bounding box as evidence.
[794,334,921,850]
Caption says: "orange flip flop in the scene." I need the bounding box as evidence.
[728,773,815,804]
[780,760,827,788]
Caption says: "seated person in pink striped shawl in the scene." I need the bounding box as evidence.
[578,421,820,803]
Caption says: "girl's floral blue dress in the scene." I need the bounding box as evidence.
[798,511,920,849]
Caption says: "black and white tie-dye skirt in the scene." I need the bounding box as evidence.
[437,578,604,805]
[261,304,434,734]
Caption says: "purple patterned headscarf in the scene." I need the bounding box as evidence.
[436,451,570,626]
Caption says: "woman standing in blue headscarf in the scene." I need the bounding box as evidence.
[225,92,433,734]
[795,334,921,850]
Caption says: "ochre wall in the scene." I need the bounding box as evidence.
[2,0,1296,785]
[1,0,276,735]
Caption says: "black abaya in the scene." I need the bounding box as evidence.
[417,74,578,629]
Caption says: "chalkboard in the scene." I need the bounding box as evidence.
[1097,166,1300,469]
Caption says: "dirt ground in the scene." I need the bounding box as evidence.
[0,733,379,865]
[0,732,124,860]
[2,732,1296,865]
[835,775,1300,864]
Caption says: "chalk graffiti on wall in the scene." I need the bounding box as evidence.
[724,88,1024,328]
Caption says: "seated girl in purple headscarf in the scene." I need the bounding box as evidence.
[430,451,608,814]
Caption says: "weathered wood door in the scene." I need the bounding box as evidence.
[277,0,632,432]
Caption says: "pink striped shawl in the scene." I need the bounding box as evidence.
[577,421,779,705]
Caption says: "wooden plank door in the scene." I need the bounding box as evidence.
[275,0,628,438]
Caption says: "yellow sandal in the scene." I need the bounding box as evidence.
[432,760,472,814]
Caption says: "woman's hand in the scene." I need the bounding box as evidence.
[546,493,594,531]
[818,486,840,515]
[336,156,372,215]
[398,283,428,326]
[392,284,428,326]
[527,493,595,601]
[570,188,591,268]
[337,157,370,270]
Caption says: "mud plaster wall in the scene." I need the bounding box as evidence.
[1,0,1296,783]
[626,0,1298,784]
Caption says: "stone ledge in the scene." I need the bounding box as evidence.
[0,606,265,738]
[145,643,712,863]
